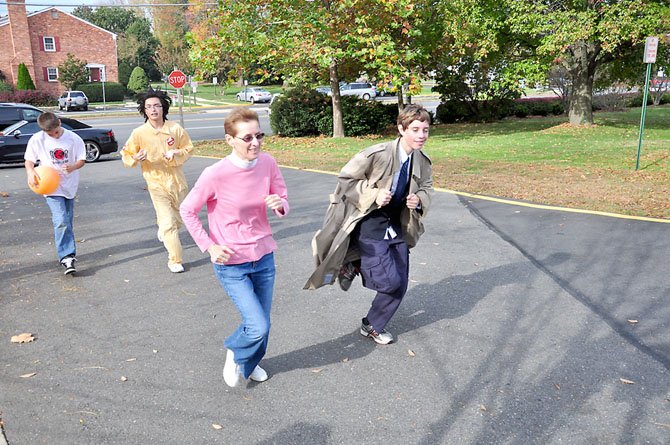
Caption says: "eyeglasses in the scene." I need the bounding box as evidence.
[235,132,265,143]
[145,104,163,110]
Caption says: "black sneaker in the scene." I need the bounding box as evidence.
[61,256,76,275]
[338,262,360,291]
[360,318,394,345]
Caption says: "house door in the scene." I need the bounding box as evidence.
[90,68,100,82]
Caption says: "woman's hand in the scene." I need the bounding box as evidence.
[208,244,235,264]
[265,194,284,212]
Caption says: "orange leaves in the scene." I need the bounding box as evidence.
[11,333,35,344]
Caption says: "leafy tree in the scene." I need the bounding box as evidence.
[73,6,160,81]
[151,0,192,77]
[188,0,441,137]
[57,53,89,90]
[127,66,149,93]
[504,0,670,125]
[16,63,36,90]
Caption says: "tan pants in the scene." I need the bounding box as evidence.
[149,187,187,265]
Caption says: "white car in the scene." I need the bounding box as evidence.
[236,87,273,104]
[338,82,377,100]
[58,90,89,111]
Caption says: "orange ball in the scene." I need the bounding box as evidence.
[30,165,60,195]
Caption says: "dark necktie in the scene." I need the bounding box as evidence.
[392,158,410,203]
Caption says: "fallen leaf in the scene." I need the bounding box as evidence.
[126,358,137,362]
[20,372,37,378]
[619,378,635,385]
[11,333,35,343]
[341,357,349,362]
[408,349,416,357]
[627,319,639,324]
[120,376,128,382]
[153,350,158,353]
[554,383,561,390]
[0,192,9,197]
[212,424,223,430]
[124,280,130,283]
[311,368,323,373]
[651,422,670,430]
[479,404,487,411]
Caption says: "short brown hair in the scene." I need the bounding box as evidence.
[224,108,259,136]
[397,104,431,130]
[37,112,61,131]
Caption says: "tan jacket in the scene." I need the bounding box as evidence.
[304,139,433,290]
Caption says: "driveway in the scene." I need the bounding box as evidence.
[0,157,668,444]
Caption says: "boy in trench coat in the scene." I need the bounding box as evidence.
[304,104,434,344]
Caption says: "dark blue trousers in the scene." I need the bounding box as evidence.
[357,233,409,332]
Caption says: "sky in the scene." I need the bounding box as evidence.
[0,1,120,17]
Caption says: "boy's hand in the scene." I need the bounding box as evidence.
[376,189,392,207]
[26,169,39,188]
[406,193,421,210]
[164,149,178,161]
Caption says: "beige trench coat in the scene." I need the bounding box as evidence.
[304,139,433,290]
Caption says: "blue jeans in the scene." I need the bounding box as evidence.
[213,252,275,379]
[45,196,76,262]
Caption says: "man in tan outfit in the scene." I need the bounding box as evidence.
[122,88,193,273]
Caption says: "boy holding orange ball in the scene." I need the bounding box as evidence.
[24,112,86,275]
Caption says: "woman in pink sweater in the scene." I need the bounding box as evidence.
[180,108,289,387]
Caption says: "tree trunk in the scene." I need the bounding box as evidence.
[397,89,404,110]
[329,60,344,138]
[566,41,598,125]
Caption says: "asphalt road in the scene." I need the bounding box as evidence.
[1,157,668,444]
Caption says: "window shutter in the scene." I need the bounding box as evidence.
[43,67,48,81]
[54,37,60,52]
[39,36,44,51]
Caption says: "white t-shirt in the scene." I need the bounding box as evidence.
[24,129,86,199]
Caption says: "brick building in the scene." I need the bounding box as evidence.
[0,0,118,95]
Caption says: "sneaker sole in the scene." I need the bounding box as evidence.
[64,268,76,275]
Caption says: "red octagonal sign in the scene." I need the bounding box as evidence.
[168,70,187,89]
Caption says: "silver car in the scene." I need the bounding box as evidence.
[338,82,377,100]
[58,91,89,111]
[236,87,273,104]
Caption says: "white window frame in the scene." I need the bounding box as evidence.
[47,67,58,82]
[43,36,55,52]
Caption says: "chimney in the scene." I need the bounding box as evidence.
[7,0,36,85]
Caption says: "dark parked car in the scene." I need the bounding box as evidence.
[0,117,118,163]
[0,102,43,130]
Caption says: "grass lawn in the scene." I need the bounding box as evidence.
[194,105,670,219]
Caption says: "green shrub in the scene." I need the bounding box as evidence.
[16,63,36,90]
[316,96,398,137]
[435,100,476,123]
[0,81,14,93]
[127,66,149,94]
[629,94,653,107]
[77,82,127,102]
[269,87,331,137]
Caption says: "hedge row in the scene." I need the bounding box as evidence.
[269,87,398,137]
[76,82,127,102]
[0,89,56,106]
[436,97,565,124]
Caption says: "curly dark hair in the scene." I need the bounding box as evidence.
[136,87,172,122]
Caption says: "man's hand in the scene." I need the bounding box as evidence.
[133,149,147,161]
[406,193,421,210]
[207,244,235,264]
[164,149,178,161]
[376,189,392,207]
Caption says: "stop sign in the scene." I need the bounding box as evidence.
[168,70,187,89]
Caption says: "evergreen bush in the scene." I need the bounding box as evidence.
[127,67,149,94]
[16,63,36,90]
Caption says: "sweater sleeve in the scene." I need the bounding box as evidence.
[179,168,216,253]
[269,157,289,217]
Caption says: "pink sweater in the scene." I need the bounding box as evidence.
[180,153,289,264]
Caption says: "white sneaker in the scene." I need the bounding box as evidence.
[157,229,163,242]
[249,365,268,382]
[223,349,243,387]
[168,263,184,273]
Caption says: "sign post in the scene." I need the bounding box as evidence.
[636,37,658,170]
[168,69,187,128]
